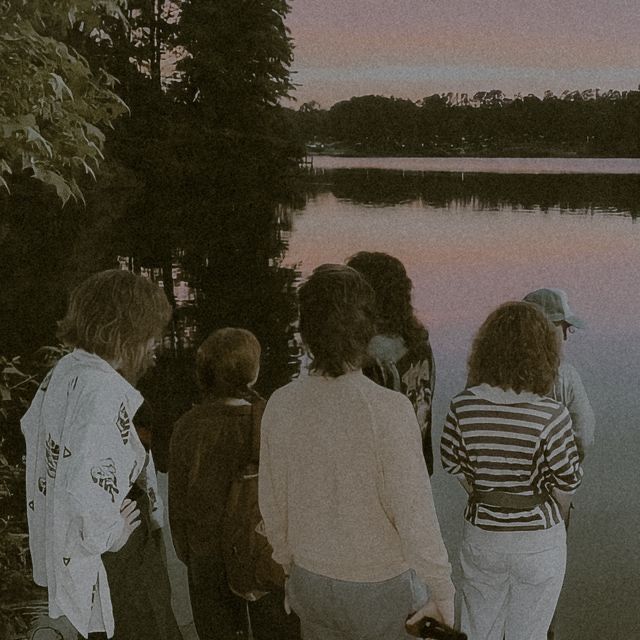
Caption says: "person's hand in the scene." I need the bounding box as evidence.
[405,599,448,636]
[283,576,291,614]
[108,499,141,552]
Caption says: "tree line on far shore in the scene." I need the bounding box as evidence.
[287,88,640,157]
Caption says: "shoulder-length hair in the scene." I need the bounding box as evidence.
[467,301,560,395]
[298,264,375,378]
[57,269,172,378]
[196,327,261,399]
[346,251,429,358]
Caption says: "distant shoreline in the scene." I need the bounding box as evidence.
[307,155,640,175]
[308,149,640,160]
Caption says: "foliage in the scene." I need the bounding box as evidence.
[0,347,67,638]
[176,0,295,127]
[0,1,129,204]
[291,87,640,157]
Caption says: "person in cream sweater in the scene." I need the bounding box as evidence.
[259,264,455,640]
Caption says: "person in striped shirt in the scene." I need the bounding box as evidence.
[440,301,582,640]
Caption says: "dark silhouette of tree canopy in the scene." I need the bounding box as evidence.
[176,0,294,129]
[291,87,640,157]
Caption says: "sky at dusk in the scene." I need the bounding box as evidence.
[286,0,640,107]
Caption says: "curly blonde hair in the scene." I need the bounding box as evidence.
[467,301,560,395]
[57,269,172,378]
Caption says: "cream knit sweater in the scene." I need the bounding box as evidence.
[258,370,455,618]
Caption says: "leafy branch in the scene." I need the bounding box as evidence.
[0,1,129,205]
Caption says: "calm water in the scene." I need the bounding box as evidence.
[285,164,640,639]
[6,160,640,638]
[312,155,640,174]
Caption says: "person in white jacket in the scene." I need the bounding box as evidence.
[21,269,172,639]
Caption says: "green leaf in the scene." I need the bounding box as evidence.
[49,73,74,100]
[32,167,73,205]
[26,127,53,157]
[85,122,105,144]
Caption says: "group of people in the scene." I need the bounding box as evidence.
[21,252,594,640]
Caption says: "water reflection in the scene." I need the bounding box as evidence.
[312,168,640,215]
[0,189,301,474]
[288,166,640,640]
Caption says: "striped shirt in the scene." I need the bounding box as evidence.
[440,384,582,531]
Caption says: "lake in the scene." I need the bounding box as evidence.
[285,160,640,639]
[6,158,640,639]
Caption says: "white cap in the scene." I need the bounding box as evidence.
[523,288,585,328]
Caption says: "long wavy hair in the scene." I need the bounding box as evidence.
[467,301,560,395]
[196,327,261,399]
[346,251,430,358]
[298,264,376,377]
[57,269,172,380]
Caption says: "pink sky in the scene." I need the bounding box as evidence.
[286,0,640,107]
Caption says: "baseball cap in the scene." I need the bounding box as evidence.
[523,288,585,329]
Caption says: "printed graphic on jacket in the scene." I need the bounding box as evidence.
[39,369,52,393]
[67,376,79,396]
[402,359,433,438]
[45,434,60,479]
[91,458,119,502]
[116,403,131,444]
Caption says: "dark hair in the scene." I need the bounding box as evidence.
[346,251,429,358]
[196,327,261,398]
[57,269,172,379]
[467,301,560,395]
[298,264,375,377]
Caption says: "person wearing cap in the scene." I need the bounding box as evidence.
[522,288,595,461]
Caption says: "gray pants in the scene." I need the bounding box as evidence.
[286,564,428,640]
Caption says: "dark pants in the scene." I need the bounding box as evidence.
[102,488,182,640]
[188,558,300,640]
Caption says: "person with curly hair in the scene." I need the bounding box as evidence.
[440,301,583,640]
[346,252,436,475]
[21,269,177,640]
[259,264,455,640]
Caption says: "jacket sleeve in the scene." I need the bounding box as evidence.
[64,392,129,557]
[560,363,595,457]
[542,407,583,494]
[400,347,436,476]
[168,422,190,564]
[137,452,164,531]
[258,397,292,573]
[440,401,468,480]
[380,396,455,625]
[420,346,436,475]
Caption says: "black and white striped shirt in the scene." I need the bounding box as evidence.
[441,384,582,531]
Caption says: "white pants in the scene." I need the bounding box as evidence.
[459,521,566,640]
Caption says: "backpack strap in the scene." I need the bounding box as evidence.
[249,398,266,465]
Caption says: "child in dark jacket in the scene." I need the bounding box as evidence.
[169,328,299,640]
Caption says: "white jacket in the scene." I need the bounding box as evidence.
[21,349,163,638]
